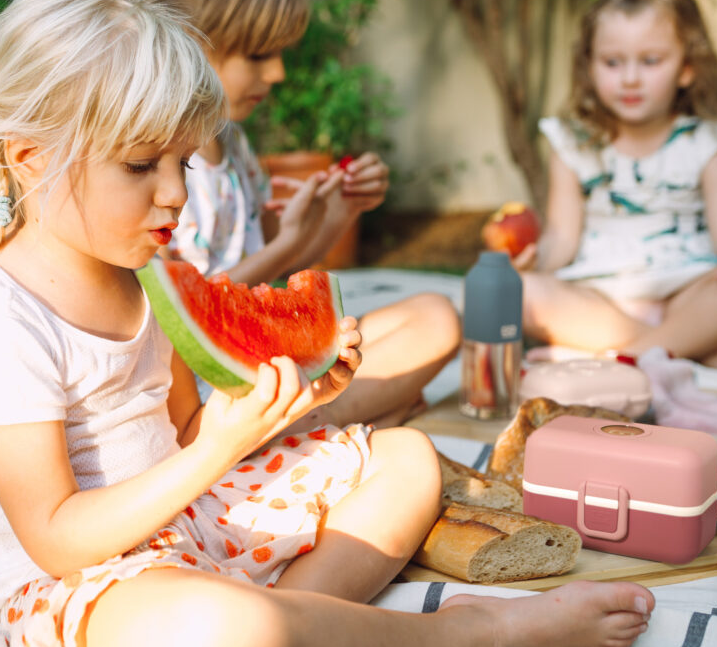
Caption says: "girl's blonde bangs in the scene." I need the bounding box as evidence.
[78,14,226,158]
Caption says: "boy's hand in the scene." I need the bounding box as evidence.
[333,151,389,214]
[265,173,341,252]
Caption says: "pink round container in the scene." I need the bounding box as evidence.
[520,359,651,418]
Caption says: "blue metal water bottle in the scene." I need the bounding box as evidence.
[460,251,523,419]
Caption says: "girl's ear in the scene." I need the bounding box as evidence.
[3,139,48,184]
[678,62,695,89]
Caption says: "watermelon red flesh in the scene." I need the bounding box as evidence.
[136,258,343,395]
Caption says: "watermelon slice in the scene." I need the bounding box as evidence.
[136,257,344,396]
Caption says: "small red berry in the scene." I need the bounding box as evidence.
[338,155,354,170]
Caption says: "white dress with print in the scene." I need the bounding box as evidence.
[539,115,717,300]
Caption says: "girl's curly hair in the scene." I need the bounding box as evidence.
[567,0,717,142]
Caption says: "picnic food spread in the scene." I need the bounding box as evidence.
[413,397,637,584]
[136,258,343,396]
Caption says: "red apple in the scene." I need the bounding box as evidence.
[481,202,541,258]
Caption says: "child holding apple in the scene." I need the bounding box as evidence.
[163,0,461,429]
[517,0,717,366]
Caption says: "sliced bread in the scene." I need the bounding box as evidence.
[438,451,522,511]
[413,502,581,584]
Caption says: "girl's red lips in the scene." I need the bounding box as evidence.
[150,223,176,245]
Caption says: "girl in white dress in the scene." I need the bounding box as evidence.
[520,0,717,365]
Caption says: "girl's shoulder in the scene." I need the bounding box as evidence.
[539,116,604,176]
[0,267,63,384]
[0,268,55,338]
[663,115,717,171]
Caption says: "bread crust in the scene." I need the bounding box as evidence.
[486,397,629,492]
[413,502,581,583]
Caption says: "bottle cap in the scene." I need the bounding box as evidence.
[463,251,523,343]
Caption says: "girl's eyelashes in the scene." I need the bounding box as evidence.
[123,161,156,174]
[122,159,194,174]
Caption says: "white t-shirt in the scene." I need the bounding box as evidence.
[0,268,180,602]
[169,123,271,277]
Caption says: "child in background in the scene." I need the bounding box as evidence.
[0,1,656,646]
[166,0,461,428]
[520,0,717,365]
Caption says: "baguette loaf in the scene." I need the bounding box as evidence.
[413,502,581,583]
[486,397,630,493]
[438,451,521,512]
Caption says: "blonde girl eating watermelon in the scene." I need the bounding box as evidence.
[0,1,654,646]
[163,0,462,430]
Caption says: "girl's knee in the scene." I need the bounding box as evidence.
[408,293,461,349]
[370,427,442,506]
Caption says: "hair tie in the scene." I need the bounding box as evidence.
[0,169,12,228]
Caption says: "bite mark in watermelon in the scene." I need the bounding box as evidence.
[136,258,344,396]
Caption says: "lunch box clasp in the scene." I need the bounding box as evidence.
[577,481,629,541]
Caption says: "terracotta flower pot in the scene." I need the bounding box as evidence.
[260,150,359,270]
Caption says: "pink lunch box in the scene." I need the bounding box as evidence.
[522,416,717,564]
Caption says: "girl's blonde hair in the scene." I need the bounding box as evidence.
[568,0,717,142]
[0,0,227,225]
[174,0,309,58]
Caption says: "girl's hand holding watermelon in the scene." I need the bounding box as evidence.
[308,315,362,404]
[199,317,360,459]
[199,356,314,463]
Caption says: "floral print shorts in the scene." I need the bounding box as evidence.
[0,423,372,647]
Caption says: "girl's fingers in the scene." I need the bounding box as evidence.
[338,315,358,332]
[338,346,362,371]
[253,362,279,407]
[339,329,361,350]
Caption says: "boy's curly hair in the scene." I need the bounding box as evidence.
[568,0,717,142]
[174,0,309,58]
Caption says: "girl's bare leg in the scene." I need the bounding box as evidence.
[275,427,442,602]
[328,293,461,428]
[623,269,717,365]
[85,567,654,647]
[522,272,651,352]
[524,269,717,364]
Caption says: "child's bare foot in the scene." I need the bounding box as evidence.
[439,580,654,647]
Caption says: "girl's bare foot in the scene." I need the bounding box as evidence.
[440,580,654,647]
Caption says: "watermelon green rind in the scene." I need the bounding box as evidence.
[136,258,344,395]
[137,258,255,394]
